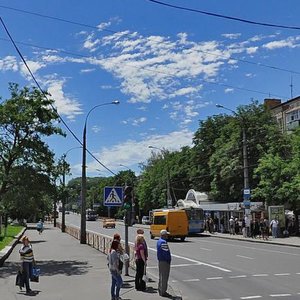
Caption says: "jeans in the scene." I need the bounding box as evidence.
[22,262,32,292]
[111,271,122,298]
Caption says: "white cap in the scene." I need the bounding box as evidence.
[160,229,170,236]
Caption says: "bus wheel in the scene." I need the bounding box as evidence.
[180,237,186,242]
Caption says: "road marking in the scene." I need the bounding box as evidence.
[197,239,300,256]
[200,247,212,251]
[171,252,232,273]
[252,274,268,277]
[240,296,262,299]
[182,278,200,282]
[147,263,198,269]
[149,246,232,272]
[208,299,232,300]
[229,275,247,278]
[274,273,290,276]
[206,277,223,280]
[236,255,254,260]
[270,294,291,297]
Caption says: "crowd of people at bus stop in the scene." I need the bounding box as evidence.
[204,214,297,239]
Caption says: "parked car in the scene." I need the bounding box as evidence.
[103,218,116,228]
[142,216,151,225]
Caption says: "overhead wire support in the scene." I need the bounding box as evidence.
[148,0,300,31]
[0,17,116,176]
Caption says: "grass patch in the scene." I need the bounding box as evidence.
[0,225,24,251]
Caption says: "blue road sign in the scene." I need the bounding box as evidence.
[104,186,123,207]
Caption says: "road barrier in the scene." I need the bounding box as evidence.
[56,222,136,267]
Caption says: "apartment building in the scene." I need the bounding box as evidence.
[264,97,300,132]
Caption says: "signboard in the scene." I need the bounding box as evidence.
[104,186,123,207]
[268,205,285,228]
[243,200,251,209]
[243,189,251,200]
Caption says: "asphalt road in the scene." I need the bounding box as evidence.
[64,214,300,300]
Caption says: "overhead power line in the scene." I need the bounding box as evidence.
[1,36,300,78]
[0,5,116,34]
[0,36,289,100]
[0,17,117,176]
[1,5,300,76]
[148,0,300,31]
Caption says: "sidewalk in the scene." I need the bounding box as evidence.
[204,231,300,247]
[0,225,181,300]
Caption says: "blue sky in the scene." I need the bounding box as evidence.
[1,1,300,180]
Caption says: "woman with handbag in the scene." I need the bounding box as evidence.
[19,236,35,294]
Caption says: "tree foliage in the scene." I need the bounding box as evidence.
[0,83,65,220]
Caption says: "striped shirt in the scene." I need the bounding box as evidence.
[19,245,34,263]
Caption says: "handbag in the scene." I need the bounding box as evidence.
[31,266,40,283]
[142,265,149,283]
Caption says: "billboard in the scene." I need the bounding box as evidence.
[268,205,285,228]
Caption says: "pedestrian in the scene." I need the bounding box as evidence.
[157,229,171,297]
[134,234,147,291]
[36,219,44,234]
[108,240,123,300]
[229,216,235,235]
[19,236,35,294]
[113,233,125,274]
[136,228,148,259]
[270,217,279,238]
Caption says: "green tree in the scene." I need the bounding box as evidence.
[0,83,65,224]
[253,128,300,209]
[208,101,285,201]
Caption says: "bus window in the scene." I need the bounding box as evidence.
[154,215,166,225]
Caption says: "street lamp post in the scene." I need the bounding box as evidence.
[148,146,172,208]
[216,104,250,201]
[80,100,120,244]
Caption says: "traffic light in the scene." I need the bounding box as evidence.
[123,186,133,210]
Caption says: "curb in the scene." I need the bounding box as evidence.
[207,233,300,248]
[0,226,26,267]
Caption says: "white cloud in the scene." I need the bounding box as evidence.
[91,125,102,133]
[245,73,256,78]
[132,117,147,126]
[45,78,83,120]
[246,47,258,54]
[224,88,234,93]
[0,56,19,72]
[263,38,299,50]
[19,60,46,79]
[222,33,241,40]
[80,68,96,73]
[86,129,194,174]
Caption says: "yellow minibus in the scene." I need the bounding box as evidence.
[150,209,188,241]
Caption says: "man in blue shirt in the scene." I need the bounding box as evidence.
[157,229,171,297]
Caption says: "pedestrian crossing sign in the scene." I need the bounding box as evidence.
[104,186,123,207]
